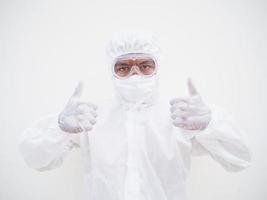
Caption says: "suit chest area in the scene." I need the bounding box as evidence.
[87,105,185,168]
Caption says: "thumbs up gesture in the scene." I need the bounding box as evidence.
[58,82,98,133]
[170,78,211,131]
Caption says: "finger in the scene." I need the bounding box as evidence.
[177,120,197,130]
[175,103,194,112]
[77,109,97,118]
[64,116,79,128]
[171,103,196,114]
[171,101,190,112]
[187,78,199,97]
[77,114,97,124]
[79,120,92,128]
[77,114,87,121]
[187,114,211,124]
[68,82,84,104]
[170,102,188,112]
[171,109,190,118]
[89,118,97,125]
[183,124,196,130]
[172,102,203,113]
[76,104,91,114]
[78,120,93,131]
[180,103,200,111]
[69,127,84,134]
[170,98,190,105]
[185,123,204,130]
[173,117,184,124]
[76,102,98,113]
[88,109,97,118]
[77,102,97,110]
[173,122,186,128]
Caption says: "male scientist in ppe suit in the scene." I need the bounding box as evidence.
[19,31,252,200]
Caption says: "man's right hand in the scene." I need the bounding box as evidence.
[58,82,98,134]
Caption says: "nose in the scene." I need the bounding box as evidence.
[130,65,141,76]
[131,65,140,76]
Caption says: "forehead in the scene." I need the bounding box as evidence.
[116,53,154,61]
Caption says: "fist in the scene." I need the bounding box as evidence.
[58,82,98,133]
[170,78,211,131]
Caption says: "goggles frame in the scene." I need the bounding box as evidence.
[112,53,158,79]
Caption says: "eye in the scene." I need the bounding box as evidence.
[140,65,153,70]
[119,67,127,71]
[115,65,130,72]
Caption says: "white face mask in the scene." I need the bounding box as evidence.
[113,75,158,104]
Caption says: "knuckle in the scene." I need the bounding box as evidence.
[90,118,97,125]
[171,114,177,119]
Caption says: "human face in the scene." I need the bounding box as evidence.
[112,53,157,79]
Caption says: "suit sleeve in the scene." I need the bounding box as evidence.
[18,114,80,172]
[183,104,252,172]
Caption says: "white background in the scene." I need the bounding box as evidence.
[1,0,266,199]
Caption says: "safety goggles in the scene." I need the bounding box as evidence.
[112,53,158,79]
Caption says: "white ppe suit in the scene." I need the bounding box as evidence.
[18,31,252,200]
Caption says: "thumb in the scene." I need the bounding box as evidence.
[187,78,199,97]
[67,81,84,104]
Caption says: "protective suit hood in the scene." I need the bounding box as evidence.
[106,31,161,107]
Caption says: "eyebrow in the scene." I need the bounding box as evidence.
[139,60,154,64]
[116,61,130,65]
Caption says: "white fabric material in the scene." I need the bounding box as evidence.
[106,30,161,69]
[18,31,251,200]
[113,75,159,105]
[18,100,252,199]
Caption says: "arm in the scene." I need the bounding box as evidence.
[170,78,252,172]
[18,114,80,172]
[18,82,97,171]
[187,105,252,172]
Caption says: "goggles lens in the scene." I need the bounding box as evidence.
[113,54,157,78]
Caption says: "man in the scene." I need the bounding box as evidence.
[19,31,251,200]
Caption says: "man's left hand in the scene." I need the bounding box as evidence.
[170,78,211,131]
